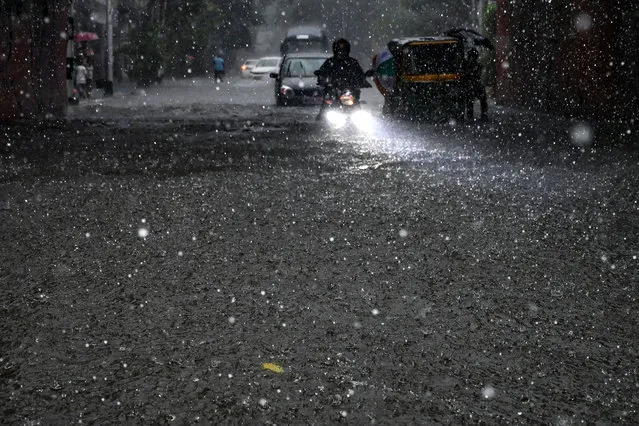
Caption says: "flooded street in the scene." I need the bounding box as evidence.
[1,76,638,424]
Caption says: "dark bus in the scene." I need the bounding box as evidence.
[280,26,329,56]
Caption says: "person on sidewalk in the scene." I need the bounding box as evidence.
[213,54,225,83]
[75,60,88,99]
[462,49,488,121]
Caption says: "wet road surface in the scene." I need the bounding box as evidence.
[1,76,638,424]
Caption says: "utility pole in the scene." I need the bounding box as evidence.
[105,0,114,96]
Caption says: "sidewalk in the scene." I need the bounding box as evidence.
[490,103,637,148]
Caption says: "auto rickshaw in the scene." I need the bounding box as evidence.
[373,36,466,120]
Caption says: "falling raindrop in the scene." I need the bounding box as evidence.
[570,122,593,147]
[573,12,593,33]
[481,385,497,399]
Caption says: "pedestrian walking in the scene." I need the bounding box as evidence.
[213,54,225,82]
[462,49,488,121]
[75,61,87,99]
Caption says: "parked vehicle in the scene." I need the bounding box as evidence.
[250,57,282,80]
[375,36,466,120]
[240,59,260,79]
[280,26,329,56]
[314,69,374,130]
[269,52,331,106]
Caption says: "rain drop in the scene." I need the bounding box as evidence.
[570,122,593,147]
[573,12,593,32]
[481,385,497,399]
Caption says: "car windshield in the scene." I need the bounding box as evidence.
[282,58,327,77]
[403,42,462,74]
[256,59,280,67]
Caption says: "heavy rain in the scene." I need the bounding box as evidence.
[1,0,638,424]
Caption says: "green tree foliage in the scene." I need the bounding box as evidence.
[119,0,259,83]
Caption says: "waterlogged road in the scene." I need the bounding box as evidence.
[1,76,638,424]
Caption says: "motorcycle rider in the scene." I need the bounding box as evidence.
[316,38,367,119]
[318,38,366,88]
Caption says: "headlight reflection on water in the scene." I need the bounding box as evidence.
[351,110,375,132]
[348,117,453,161]
[324,110,460,164]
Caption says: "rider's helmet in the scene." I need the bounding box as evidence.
[332,38,351,59]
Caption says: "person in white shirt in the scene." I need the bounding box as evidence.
[75,61,87,99]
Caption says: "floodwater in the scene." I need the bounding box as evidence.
[1,75,638,424]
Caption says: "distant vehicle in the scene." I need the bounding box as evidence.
[249,57,282,80]
[240,59,260,79]
[280,25,329,56]
[269,52,331,106]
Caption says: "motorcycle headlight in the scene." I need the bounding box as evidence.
[339,93,355,106]
[325,110,347,128]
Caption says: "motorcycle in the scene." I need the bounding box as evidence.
[314,69,375,130]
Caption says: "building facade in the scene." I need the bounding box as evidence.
[495,0,638,121]
[0,1,71,122]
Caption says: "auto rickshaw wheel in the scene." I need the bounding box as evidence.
[382,97,398,116]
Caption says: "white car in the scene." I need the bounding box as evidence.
[249,57,282,80]
[240,59,259,79]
